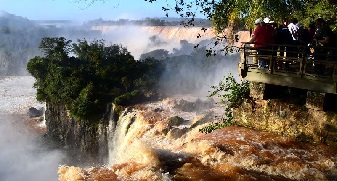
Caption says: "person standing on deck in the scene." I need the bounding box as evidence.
[288,18,300,43]
[313,18,332,48]
[249,18,275,68]
[312,18,333,74]
[287,18,300,58]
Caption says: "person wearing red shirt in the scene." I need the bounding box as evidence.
[249,18,275,68]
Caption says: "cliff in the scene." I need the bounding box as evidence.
[44,102,112,165]
[233,82,337,147]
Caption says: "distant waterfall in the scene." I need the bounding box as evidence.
[91,25,216,44]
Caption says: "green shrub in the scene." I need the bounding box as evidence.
[114,90,141,106]
[199,73,250,133]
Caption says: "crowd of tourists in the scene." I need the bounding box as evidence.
[248,17,336,69]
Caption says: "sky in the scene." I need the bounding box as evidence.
[0,0,182,22]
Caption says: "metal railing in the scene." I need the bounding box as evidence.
[241,42,337,78]
[239,42,337,93]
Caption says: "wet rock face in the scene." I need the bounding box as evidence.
[173,98,215,113]
[167,116,186,127]
[167,127,189,139]
[249,82,267,100]
[27,107,44,117]
[234,83,337,147]
[44,102,111,166]
[306,91,325,110]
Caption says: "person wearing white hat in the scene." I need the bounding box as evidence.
[249,18,275,68]
[263,17,275,24]
[255,18,263,25]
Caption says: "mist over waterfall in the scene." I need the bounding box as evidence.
[0,77,65,181]
[0,116,64,181]
[95,25,240,97]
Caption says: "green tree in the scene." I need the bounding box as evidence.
[27,37,163,122]
[295,0,337,29]
[39,37,72,60]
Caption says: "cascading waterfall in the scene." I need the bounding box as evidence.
[108,107,137,165]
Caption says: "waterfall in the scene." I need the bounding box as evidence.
[91,25,216,44]
[108,107,136,165]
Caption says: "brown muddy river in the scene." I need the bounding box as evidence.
[1,76,336,181]
[59,97,337,181]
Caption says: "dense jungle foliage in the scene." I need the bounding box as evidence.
[27,37,163,121]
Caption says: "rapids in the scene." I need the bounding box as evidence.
[59,96,337,181]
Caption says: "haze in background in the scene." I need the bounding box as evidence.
[0,10,237,99]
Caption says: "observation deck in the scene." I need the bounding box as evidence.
[239,43,337,94]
